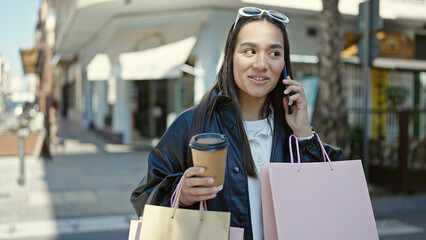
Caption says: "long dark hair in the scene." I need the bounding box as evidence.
[186,13,294,177]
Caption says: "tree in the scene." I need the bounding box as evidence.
[313,0,350,156]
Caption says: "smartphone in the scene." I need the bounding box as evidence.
[283,65,293,114]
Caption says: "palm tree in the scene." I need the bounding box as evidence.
[314,0,350,156]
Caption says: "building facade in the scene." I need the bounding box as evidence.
[29,0,426,147]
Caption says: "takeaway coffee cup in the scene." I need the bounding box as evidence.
[189,133,228,191]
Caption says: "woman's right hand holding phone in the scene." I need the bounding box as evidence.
[283,77,313,138]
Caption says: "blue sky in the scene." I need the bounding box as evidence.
[0,0,40,80]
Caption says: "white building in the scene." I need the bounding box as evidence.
[0,57,13,95]
[46,0,426,144]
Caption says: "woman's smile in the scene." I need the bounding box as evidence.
[248,74,270,84]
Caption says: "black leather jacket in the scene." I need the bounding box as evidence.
[131,98,342,240]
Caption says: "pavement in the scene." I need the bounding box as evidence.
[0,118,425,239]
[0,118,152,239]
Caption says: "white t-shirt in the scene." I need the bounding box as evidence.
[244,116,273,240]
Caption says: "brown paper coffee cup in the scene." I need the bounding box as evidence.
[189,133,228,190]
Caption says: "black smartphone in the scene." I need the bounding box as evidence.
[283,65,293,114]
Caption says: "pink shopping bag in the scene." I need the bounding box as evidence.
[260,134,379,240]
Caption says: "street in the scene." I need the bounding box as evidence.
[0,120,425,240]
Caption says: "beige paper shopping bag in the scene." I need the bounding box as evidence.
[261,134,379,240]
[138,175,231,240]
[129,213,242,240]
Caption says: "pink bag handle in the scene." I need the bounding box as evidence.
[171,176,207,211]
[289,134,301,171]
[289,132,334,172]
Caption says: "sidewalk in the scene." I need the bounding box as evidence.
[0,119,152,239]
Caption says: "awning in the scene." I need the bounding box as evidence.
[342,56,426,71]
[119,36,197,80]
[11,92,36,103]
[20,48,39,74]
[87,54,111,81]
[87,36,197,81]
[372,57,426,71]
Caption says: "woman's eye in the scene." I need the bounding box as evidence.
[244,49,255,54]
[270,51,281,57]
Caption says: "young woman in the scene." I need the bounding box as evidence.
[131,7,342,240]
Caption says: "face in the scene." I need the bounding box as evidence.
[233,20,285,104]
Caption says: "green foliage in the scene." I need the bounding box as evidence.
[350,124,363,159]
[384,86,409,108]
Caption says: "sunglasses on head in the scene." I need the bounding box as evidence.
[233,7,290,32]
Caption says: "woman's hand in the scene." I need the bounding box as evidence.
[283,77,313,138]
[179,167,220,206]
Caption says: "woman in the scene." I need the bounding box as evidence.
[131,7,342,240]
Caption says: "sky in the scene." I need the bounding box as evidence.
[0,0,40,80]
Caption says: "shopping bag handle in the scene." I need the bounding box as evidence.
[171,175,206,220]
[289,132,334,172]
